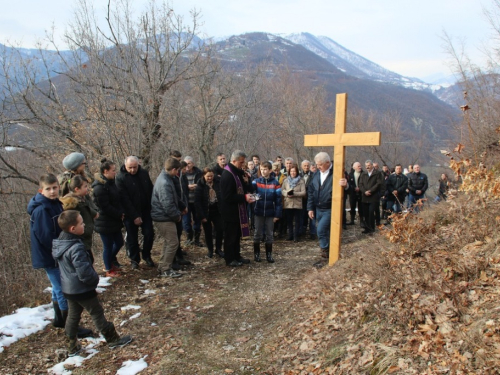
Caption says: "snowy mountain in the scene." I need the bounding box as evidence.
[284,32,450,95]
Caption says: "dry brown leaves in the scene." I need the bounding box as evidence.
[267,156,500,374]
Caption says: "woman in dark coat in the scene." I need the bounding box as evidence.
[194,167,224,258]
[92,159,125,277]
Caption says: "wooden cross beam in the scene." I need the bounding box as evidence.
[304,93,381,265]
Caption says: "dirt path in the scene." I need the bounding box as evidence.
[0,227,367,374]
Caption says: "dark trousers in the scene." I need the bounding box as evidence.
[223,221,241,264]
[66,296,109,338]
[363,202,378,232]
[182,202,201,233]
[285,208,301,239]
[124,214,154,263]
[202,210,223,252]
[349,193,363,221]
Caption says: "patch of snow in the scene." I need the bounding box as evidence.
[116,355,148,375]
[139,279,150,284]
[0,304,52,353]
[143,289,156,295]
[121,305,141,311]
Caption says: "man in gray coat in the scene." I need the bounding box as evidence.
[151,158,186,278]
[359,160,385,234]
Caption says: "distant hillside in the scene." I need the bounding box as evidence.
[213,32,460,140]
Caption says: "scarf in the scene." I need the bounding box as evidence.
[287,175,301,189]
[224,165,250,238]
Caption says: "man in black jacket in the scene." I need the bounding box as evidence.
[115,156,155,269]
[307,152,348,260]
[408,164,428,213]
[359,160,384,234]
[347,162,364,226]
[385,164,408,221]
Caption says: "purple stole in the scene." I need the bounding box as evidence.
[224,165,250,238]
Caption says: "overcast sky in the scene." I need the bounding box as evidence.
[0,0,494,81]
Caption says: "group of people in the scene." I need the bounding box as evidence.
[27,148,444,356]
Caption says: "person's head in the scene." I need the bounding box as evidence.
[260,161,272,178]
[284,157,294,172]
[230,150,247,169]
[272,162,281,173]
[100,158,116,180]
[301,160,310,173]
[247,160,255,171]
[413,164,420,173]
[62,152,86,174]
[382,165,389,173]
[180,160,188,173]
[184,156,195,172]
[441,173,448,180]
[165,157,181,175]
[252,155,260,165]
[289,164,299,178]
[395,164,403,175]
[373,162,379,170]
[353,162,362,172]
[276,156,283,164]
[216,153,226,168]
[58,210,85,235]
[314,152,331,173]
[39,173,60,200]
[310,164,317,173]
[408,164,414,173]
[365,159,373,172]
[169,150,182,161]
[124,156,140,175]
[202,167,215,184]
[69,175,89,197]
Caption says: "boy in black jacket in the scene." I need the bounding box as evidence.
[52,210,132,356]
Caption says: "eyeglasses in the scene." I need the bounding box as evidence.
[81,162,88,166]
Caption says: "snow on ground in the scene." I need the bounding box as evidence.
[116,355,148,375]
[0,275,149,374]
[0,304,53,353]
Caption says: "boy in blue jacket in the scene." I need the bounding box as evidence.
[27,174,91,337]
[252,161,282,263]
[52,210,132,356]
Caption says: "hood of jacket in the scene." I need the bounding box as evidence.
[59,193,82,210]
[93,173,107,185]
[52,232,81,260]
[27,193,61,216]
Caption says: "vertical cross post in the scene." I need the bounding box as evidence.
[305,93,381,265]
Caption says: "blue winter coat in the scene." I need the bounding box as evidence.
[252,176,282,218]
[27,193,63,269]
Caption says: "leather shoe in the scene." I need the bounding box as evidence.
[361,229,373,234]
[177,259,192,266]
[144,258,155,267]
[227,260,243,267]
[131,261,139,270]
[237,257,251,264]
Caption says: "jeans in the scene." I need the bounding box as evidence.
[386,200,402,214]
[408,193,425,213]
[100,232,124,271]
[316,208,331,250]
[124,214,155,264]
[253,216,274,244]
[182,202,201,234]
[45,267,68,311]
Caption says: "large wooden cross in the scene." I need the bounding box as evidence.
[305,93,381,265]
